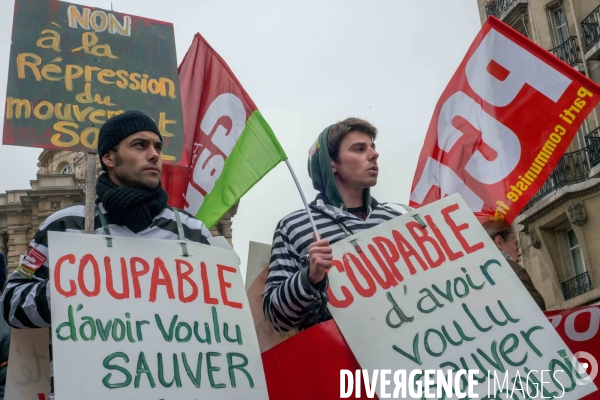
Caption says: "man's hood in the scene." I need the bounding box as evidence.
[307,126,372,211]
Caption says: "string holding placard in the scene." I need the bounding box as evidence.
[350,239,363,254]
[95,206,113,248]
[173,208,189,257]
[382,202,426,228]
[412,213,427,228]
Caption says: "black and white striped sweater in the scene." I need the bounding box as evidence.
[263,194,402,332]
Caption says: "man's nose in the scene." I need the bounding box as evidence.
[148,146,160,160]
[369,148,379,161]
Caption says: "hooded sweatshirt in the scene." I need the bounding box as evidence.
[308,126,372,212]
[263,126,402,331]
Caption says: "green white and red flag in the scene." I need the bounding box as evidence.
[162,33,286,228]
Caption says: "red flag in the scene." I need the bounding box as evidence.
[163,32,243,210]
[409,17,600,224]
[546,305,600,399]
[162,33,286,227]
[261,320,379,400]
[160,34,200,209]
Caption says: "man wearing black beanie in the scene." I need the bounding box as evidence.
[96,110,170,233]
[1,110,221,400]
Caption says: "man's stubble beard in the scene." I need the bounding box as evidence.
[113,151,160,190]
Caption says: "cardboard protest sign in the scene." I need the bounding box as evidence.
[4,328,51,400]
[245,241,296,353]
[409,17,600,223]
[48,232,267,399]
[3,0,185,163]
[327,194,597,399]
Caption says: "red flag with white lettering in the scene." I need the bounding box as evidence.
[409,17,600,223]
[546,305,600,399]
[162,34,286,228]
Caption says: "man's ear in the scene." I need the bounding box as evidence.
[331,159,337,174]
[102,151,115,169]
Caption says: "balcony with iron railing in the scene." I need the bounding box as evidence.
[586,127,600,167]
[522,147,590,212]
[484,0,528,20]
[549,36,582,67]
[581,4,600,57]
[562,271,594,300]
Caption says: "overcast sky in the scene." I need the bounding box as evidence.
[0,0,482,278]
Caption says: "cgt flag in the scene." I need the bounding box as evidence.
[162,33,286,228]
[409,17,600,224]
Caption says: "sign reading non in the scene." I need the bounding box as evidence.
[48,232,267,399]
[327,194,596,399]
[3,0,185,163]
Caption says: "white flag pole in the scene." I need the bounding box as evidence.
[284,159,321,241]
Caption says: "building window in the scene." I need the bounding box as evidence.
[566,229,585,275]
[558,227,592,300]
[558,228,586,277]
[576,119,590,152]
[511,16,530,38]
[60,165,73,175]
[548,2,569,46]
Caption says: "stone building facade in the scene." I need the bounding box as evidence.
[0,149,237,273]
[476,0,600,309]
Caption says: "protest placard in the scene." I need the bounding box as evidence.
[4,328,51,400]
[3,0,185,163]
[327,194,597,399]
[245,241,296,353]
[48,232,267,399]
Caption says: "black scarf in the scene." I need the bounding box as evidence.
[95,173,169,233]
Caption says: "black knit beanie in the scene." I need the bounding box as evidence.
[98,110,162,166]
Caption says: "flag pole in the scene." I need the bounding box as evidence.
[284,159,321,241]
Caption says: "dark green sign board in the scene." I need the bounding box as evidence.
[3,0,185,164]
